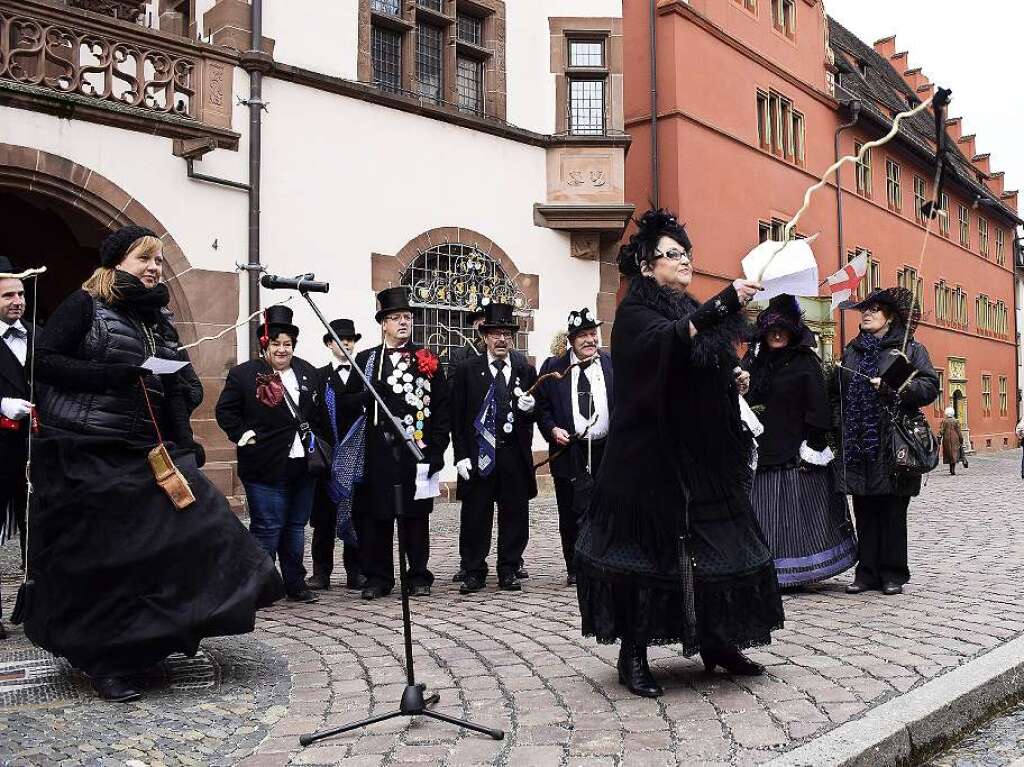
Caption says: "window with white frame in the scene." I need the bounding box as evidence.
[757,89,804,163]
[886,160,902,212]
[855,143,872,197]
[979,218,990,257]
[996,227,1006,266]
[567,38,607,135]
[958,204,970,248]
[913,175,927,223]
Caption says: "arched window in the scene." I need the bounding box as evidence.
[401,241,531,371]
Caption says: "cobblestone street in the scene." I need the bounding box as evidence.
[2,450,1023,766]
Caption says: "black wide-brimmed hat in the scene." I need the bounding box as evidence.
[566,307,602,338]
[754,294,805,339]
[263,304,299,341]
[851,287,918,328]
[375,286,414,323]
[478,302,519,333]
[0,256,15,274]
[323,318,361,344]
[99,225,157,268]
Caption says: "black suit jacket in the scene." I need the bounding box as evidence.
[318,362,365,441]
[0,322,34,481]
[451,352,538,499]
[536,351,614,478]
[215,357,330,485]
[354,342,451,519]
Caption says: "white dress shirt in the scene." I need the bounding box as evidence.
[571,352,610,440]
[334,360,352,387]
[1,319,27,366]
[280,367,305,458]
[487,352,513,385]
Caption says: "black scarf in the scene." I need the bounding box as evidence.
[844,332,884,461]
[112,270,171,323]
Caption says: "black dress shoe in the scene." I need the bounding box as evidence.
[361,584,392,600]
[452,569,467,583]
[566,574,577,586]
[460,575,485,594]
[516,567,529,579]
[700,646,765,676]
[345,574,367,591]
[617,641,663,698]
[498,576,522,591]
[305,574,331,591]
[287,588,318,604]
[845,581,873,594]
[409,584,431,597]
[93,675,141,703]
[881,582,903,595]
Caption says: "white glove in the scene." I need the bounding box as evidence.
[456,458,472,481]
[237,429,257,447]
[517,394,536,413]
[1,398,33,421]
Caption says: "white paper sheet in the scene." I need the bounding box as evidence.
[414,463,441,500]
[741,236,820,300]
[141,356,190,375]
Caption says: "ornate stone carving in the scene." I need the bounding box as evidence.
[570,232,600,261]
[65,0,147,21]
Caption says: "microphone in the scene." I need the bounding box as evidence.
[259,273,330,293]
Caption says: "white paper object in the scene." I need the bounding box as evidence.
[414,463,441,500]
[141,356,190,375]
[742,235,820,300]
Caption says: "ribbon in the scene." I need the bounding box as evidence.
[474,382,497,477]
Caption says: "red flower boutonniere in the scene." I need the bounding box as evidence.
[415,348,439,378]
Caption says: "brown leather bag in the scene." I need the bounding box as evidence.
[147,443,196,510]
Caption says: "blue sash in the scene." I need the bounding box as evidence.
[474,382,497,478]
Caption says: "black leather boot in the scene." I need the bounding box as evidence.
[93,675,141,702]
[700,646,765,676]
[617,640,663,698]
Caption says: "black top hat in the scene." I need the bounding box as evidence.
[478,302,519,333]
[263,305,299,341]
[100,225,157,268]
[0,256,15,274]
[754,294,806,339]
[850,287,917,328]
[566,307,602,338]
[375,286,414,323]
[323,318,361,344]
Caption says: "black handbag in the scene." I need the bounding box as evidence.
[888,405,939,476]
[281,386,331,476]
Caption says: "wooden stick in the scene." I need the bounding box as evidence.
[524,360,584,397]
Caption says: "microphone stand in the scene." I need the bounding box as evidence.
[285,287,504,746]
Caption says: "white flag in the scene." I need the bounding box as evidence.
[826,253,869,312]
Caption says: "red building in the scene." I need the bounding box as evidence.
[623,0,1021,451]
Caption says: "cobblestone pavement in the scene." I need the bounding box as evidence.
[2,450,1024,766]
[927,700,1024,767]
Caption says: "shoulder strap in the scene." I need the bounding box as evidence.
[281,383,311,438]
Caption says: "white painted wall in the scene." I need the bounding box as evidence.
[262,0,360,80]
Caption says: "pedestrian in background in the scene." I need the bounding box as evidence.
[938,407,964,476]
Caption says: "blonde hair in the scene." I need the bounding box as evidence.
[83,235,163,302]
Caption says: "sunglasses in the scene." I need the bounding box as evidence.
[656,248,692,263]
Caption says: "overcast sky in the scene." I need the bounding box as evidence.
[827,0,1023,208]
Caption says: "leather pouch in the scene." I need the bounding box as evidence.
[147,443,196,510]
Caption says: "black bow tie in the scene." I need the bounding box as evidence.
[3,325,25,339]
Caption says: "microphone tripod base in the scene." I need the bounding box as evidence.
[298,683,504,746]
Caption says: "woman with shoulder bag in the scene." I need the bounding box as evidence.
[834,287,939,596]
[216,305,332,604]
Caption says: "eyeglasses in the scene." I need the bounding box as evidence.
[656,248,692,264]
[486,331,514,339]
[385,313,413,323]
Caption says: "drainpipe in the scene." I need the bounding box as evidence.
[649,0,659,210]
[834,98,861,350]
[239,0,271,358]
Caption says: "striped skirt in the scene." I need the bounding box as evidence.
[751,465,857,586]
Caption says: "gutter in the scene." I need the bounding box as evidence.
[834,98,861,350]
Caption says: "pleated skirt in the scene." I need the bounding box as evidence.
[751,465,857,586]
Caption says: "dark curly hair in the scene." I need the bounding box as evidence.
[617,209,692,277]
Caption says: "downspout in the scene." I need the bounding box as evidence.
[834,98,861,350]
[649,0,659,210]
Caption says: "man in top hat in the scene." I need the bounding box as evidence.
[536,307,614,585]
[0,256,33,639]
[216,304,330,603]
[451,302,538,594]
[307,318,367,591]
[352,287,451,599]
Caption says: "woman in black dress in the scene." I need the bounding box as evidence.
[575,210,785,698]
[745,295,856,587]
[26,226,283,702]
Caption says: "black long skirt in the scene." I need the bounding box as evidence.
[23,429,284,677]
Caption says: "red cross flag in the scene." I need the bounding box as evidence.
[826,253,868,312]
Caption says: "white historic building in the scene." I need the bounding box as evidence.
[0,0,630,494]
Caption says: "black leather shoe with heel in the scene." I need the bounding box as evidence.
[617,641,664,698]
[700,646,765,676]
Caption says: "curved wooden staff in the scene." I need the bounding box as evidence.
[534,412,598,471]
[524,360,584,397]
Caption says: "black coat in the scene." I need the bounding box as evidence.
[215,357,330,485]
[318,362,365,441]
[354,342,451,519]
[745,342,831,466]
[536,351,615,478]
[451,352,538,500]
[0,321,33,481]
[833,327,939,497]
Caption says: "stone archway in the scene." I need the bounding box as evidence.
[0,143,241,493]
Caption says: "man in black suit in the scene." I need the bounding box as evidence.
[536,308,614,585]
[307,318,366,591]
[354,287,451,600]
[451,302,538,594]
[0,257,33,640]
